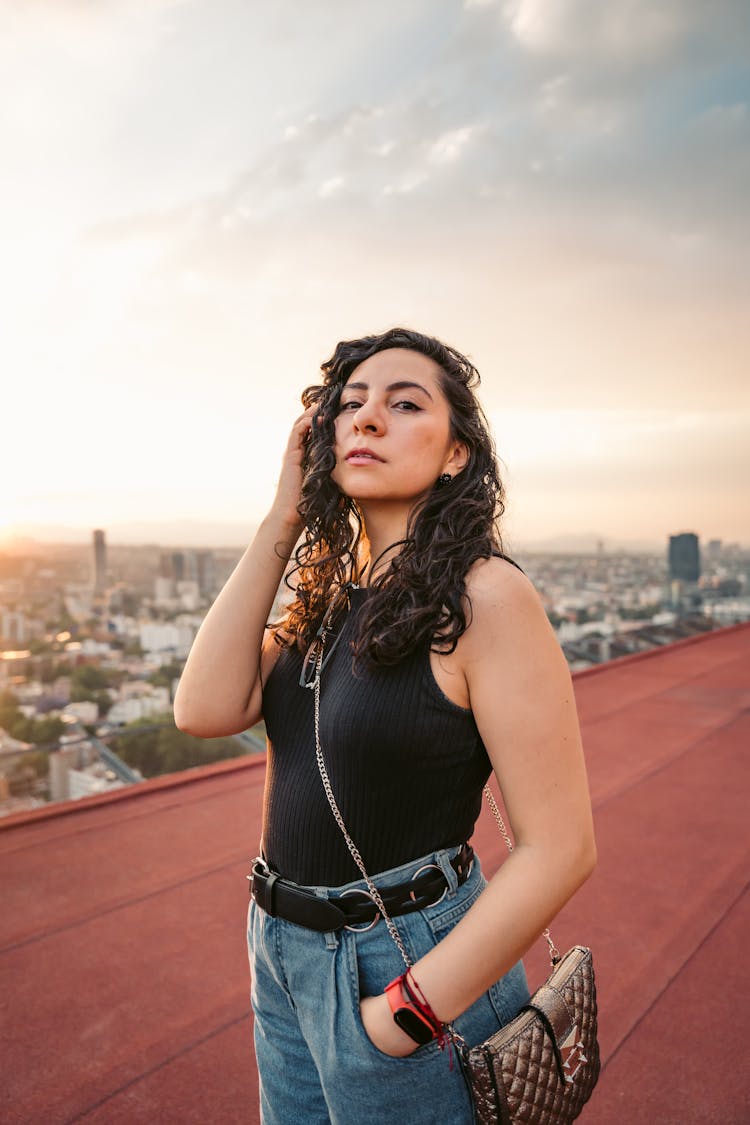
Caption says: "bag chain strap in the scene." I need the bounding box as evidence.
[313,624,561,978]
[482,786,561,966]
[313,639,412,969]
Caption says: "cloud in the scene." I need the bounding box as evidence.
[428,124,485,164]
[318,176,346,199]
[59,16,746,420]
[496,0,750,73]
[503,0,688,58]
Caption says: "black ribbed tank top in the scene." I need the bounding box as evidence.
[261,586,492,886]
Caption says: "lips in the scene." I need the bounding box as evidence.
[345,448,384,462]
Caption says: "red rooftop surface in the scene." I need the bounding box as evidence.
[1,622,749,1124]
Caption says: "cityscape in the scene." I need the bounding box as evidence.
[0,529,748,820]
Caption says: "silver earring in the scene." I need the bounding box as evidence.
[436,473,452,487]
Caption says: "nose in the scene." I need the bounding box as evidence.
[352,398,385,435]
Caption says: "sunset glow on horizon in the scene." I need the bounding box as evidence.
[3,1,748,549]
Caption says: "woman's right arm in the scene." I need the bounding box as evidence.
[172,406,316,738]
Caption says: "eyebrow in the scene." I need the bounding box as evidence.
[341,380,434,401]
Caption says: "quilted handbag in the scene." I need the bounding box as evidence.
[460,944,600,1124]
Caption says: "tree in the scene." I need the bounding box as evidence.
[70,664,124,703]
[28,638,54,656]
[148,660,183,688]
[0,693,22,734]
[71,665,110,695]
[91,690,114,718]
[0,694,66,744]
[35,657,67,684]
[13,715,65,745]
[110,716,242,779]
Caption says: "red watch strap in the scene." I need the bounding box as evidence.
[384,975,435,1036]
[384,976,406,1016]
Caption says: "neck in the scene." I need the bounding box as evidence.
[356,501,412,586]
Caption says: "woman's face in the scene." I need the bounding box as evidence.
[330,347,467,504]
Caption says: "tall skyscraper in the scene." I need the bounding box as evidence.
[668,533,700,582]
[171,551,186,582]
[196,550,216,596]
[92,529,107,593]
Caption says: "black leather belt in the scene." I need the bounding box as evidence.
[249,842,474,933]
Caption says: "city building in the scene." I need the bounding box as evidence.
[139,621,195,659]
[106,687,170,725]
[0,611,27,645]
[92,529,107,594]
[159,550,216,599]
[196,550,217,596]
[62,701,100,725]
[67,765,125,800]
[154,575,176,607]
[668,532,700,582]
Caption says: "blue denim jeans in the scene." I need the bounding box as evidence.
[247,845,529,1124]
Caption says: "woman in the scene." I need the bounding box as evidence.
[174,327,596,1124]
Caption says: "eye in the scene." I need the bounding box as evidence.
[393,400,421,411]
[339,399,362,412]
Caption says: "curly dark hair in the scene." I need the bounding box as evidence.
[275,326,508,666]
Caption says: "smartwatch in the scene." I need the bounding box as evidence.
[384,976,436,1046]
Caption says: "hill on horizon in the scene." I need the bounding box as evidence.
[0,520,677,554]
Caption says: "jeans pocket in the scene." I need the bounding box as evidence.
[345,925,444,1064]
[442,960,529,1055]
[486,959,530,1026]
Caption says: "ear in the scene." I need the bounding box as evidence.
[444,441,469,477]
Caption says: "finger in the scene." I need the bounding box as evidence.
[295,408,325,436]
[294,403,318,424]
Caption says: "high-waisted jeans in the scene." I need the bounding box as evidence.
[247,844,530,1124]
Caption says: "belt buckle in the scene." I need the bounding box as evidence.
[340,887,380,932]
[247,856,269,892]
[409,863,448,907]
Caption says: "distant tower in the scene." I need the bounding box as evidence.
[183,550,199,584]
[92,529,107,593]
[197,550,216,596]
[668,533,700,582]
[171,551,185,581]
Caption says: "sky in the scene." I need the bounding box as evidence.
[2,0,749,550]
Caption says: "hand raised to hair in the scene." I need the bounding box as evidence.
[271,404,319,533]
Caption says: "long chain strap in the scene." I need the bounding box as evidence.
[313,640,413,969]
[482,786,560,966]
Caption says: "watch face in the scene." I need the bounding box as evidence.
[394,1008,434,1046]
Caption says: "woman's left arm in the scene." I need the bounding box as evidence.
[360,557,597,1055]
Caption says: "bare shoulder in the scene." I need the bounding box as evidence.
[464,555,547,625]
[461,556,556,662]
[464,555,536,602]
